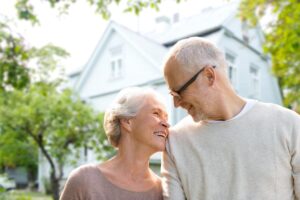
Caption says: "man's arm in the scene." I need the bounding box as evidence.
[292,113,300,199]
[161,141,186,200]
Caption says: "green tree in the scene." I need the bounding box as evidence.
[0,130,38,182]
[0,18,114,200]
[239,0,300,112]
[0,16,69,92]
[0,19,31,92]
[0,17,71,185]
[0,82,113,200]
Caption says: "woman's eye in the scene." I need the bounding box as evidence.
[153,112,159,116]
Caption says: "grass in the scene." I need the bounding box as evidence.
[1,190,52,200]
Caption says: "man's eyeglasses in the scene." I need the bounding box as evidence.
[169,65,216,99]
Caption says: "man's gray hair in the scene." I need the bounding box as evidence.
[103,87,163,147]
[165,37,227,73]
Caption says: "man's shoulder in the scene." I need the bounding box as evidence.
[256,101,298,117]
[170,116,201,137]
[252,102,300,125]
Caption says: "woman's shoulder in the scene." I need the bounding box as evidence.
[67,164,100,182]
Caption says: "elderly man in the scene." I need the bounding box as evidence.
[161,37,300,200]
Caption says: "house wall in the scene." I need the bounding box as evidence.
[218,33,282,104]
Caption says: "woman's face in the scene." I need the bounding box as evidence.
[129,95,170,153]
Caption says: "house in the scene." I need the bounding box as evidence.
[69,3,282,121]
[38,2,282,192]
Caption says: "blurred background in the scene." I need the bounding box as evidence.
[0,0,299,199]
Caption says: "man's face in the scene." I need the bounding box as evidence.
[164,59,212,122]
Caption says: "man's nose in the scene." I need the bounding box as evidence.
[173,96,181,108]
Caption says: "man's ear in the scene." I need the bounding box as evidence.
[120,118,132,132]
[204,67,215,86]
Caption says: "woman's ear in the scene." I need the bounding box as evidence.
[120,118,132,132]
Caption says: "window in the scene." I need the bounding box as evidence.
[109,45,123,79]
[225,52,237,89]
[249,65,260,99]
[110,58,122,78]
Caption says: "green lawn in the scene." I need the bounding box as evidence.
[1,190,52,200]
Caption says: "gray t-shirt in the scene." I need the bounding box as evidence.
[60,164,163,200]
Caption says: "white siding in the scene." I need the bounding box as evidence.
[219,34,282,104]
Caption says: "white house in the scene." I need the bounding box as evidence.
[38,2,282,192]
[69,3,282,121]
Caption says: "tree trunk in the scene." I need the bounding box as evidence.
[34,134,60,200]
[51,173,60,200]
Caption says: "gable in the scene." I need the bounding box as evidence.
[77,30,164,98]
[74,21,169,97]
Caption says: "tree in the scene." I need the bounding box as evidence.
[0,16,70,92]
[239,0,300,112]
[0,128,38,182]
[0,16,114,200]
[0,19,31,92]
[1,2,119,199]
[0,82,113,200]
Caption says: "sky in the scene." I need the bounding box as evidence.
[0,0,226,74]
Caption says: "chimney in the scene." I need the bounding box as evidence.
[155,16,171,33]
[173,13,180,23]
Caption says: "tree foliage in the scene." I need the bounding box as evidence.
[0,129,37,174]
[0,17,71,191]
[0,20,31,91]
[239,0,300,112]
[0,17,70,92]
[0,82,113,200]
[15,0,182,23]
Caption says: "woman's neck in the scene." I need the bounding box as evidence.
[99,153,159,192]
[111,153,152,181]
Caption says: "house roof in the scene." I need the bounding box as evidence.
[145,2,239,45]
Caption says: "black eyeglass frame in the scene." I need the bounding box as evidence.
[170,65,216,96]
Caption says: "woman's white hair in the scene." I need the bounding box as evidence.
[103,87,164,147]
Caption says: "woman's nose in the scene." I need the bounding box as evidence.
[160,120,170,128]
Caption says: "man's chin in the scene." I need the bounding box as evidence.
[191,113,207,122]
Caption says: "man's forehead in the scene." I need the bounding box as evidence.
[165,59,189,80]
[164,58,184,77]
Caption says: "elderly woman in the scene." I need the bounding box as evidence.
[60,87,170,200]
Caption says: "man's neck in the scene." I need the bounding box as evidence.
[209,93,246,121]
